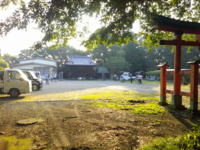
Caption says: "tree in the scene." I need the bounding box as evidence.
[106,56,130,74]
[89,45,111,67]
[1,0,199,50]
[18,49,36,59]
[89,44,130,73]
[0,58,9,69]
[123,41,146,72]
[3,53,18,65]
[106,44,130,73]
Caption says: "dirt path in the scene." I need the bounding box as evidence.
[0,81,198,150]
[43,105,71,148]
[0,100,198,150]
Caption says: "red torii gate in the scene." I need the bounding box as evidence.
[152,14,200,111]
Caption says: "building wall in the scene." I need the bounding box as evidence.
[34,67,57,79]
[12,64,49,70]
[34,67,49,75]
[12,65,57,79]
[69,66,94,79]
[19,59,57,67]
[12,64,34,70]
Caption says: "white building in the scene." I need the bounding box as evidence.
[11,58,57,79]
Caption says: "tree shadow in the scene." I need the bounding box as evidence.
[0,96,25,105]
[163,104,200,131]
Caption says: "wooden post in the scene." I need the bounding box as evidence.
[188,61,199,111]
[158,62,169,105]
[174,33,182,94]
[172,32,186,110]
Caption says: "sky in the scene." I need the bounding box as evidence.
[0,4,140,56]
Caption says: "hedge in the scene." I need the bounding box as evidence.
[0,67,4,70]
[146,69,200,83]
[0,59,9,69]
[146,71,160,77]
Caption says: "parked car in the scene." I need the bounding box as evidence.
[0,69,32,97]
[122,72,136,80]
[22,71,43,91]
[77,77,86,80]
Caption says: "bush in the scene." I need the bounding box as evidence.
[140,124,200,150]
[146,70,192,82]
[146,71,160,77]
[0,67,4,70]
[0,58,9,69]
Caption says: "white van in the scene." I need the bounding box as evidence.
[122,72,136,80]
[0,69,32,97]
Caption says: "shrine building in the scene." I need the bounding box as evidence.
[66,56,97,79]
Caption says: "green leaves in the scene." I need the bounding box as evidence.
[2,53,18,65]
[0,57,9,69]
[106,56,130,73]
[1,0,200,50]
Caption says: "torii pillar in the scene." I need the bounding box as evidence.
[157,62,169,106]
[172,32,184,109]
[187,60,200,112]
[152,14,200,110]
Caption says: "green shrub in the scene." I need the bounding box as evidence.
[0,67,4,70]
[146,70,192,82]
[140,124,200,150]
[0,58,9,69]
[146,71,160,77]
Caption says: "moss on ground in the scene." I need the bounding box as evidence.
[0,136,32,150]
[81,91,165,115]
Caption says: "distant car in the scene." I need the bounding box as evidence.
[131,76,136,80]
[77,77,86,80]
[23,71,43,91]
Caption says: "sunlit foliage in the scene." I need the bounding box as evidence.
[1,0,200,51]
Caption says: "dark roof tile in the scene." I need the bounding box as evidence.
[66,56,97,66]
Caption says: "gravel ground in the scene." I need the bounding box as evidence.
[0,80,197,150]
[0,80,160,102]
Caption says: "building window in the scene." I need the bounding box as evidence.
[34,67,49,75]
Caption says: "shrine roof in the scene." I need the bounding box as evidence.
[66,56,97,66]
[152,14,200,34]
[157,62,169,67]
[187,59,200,64]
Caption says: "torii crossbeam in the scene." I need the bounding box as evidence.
[152,14,200,110]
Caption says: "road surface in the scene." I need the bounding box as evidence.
[0,80,160,102]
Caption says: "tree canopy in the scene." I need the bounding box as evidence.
[3,53,18,65]
[1,0,199,50]
[4,35,200,77]
[0,57,9,69]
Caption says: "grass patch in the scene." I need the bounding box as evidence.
[118,80,161,85]
[140,124,200,150]
[81,91,160,101]
[129,103,165,115]
[81,94,103,100]
[81,91,165,115]
[0,136,32,150]
[167,84,191,91]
